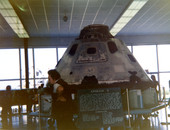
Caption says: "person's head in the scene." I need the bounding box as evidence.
[151,75,156,81]
[6,85,11,91]
[48,69,60,85]
[40,83,44,88]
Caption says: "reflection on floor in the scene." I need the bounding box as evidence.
[0,106,170,130]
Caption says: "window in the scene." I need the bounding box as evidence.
[0,49,20,79]
[128,54,136,62]
[158,45,170,72]
[159,73,170,91]
[127,46,132,52]
[107,41,118,53]
[133,45,157,73]
[21,49,26,79]
[0,47,63,90]
[0,80,20,90]
[0,49,20,90]
[58,48,67,60]
[158,45,170,91]
[34,48,57,77]
[34,48,57,88]
[21,48,57,89]
[87,47,96,54]
[68,44,78,56]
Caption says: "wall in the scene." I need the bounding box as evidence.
[1,34,170,48]
[0,36,76,48]
[116,34,170,46]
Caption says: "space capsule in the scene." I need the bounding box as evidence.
[56,24,153,89]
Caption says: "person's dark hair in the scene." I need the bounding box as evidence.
[6,85,11,91]
[151,75,156,81]
[48,69,60,80]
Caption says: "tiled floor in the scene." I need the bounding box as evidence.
[0,106,170,130]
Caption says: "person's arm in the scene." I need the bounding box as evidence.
[156,81,160,93]
[57,85,66,102]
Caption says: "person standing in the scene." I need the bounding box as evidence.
[46,69,75,130]
[1,85,12,122]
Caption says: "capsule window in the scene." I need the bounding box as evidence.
[107,41,118,53]
[87,47,96,54]
[69,44,78,56]
[128,54,136,62]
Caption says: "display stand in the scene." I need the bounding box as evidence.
[76,87,125,129]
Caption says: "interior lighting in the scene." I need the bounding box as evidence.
[0,0,29,38]
[110,0,148,36]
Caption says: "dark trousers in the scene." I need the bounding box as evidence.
[52,101,77,130]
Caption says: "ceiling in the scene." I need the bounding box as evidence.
[0,0,170,39]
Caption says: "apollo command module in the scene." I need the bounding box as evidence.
[56,24,153,88]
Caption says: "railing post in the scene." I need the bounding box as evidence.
[126,88,131,128]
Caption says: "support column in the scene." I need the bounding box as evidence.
[24,38,29,89]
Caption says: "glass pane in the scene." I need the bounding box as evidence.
[158,45,170,71]
[29,49,34,79]
[35,79,48,88]
[69,44,78,56]
[22,79,26,89]
[21,48,34,79]
[0,49,20,79]
[159,73,170,90]
[127,46,132,52]
[34,48,57,79]
[21,79,35,89]
[21,49,26,79]
[0,80,20,90]
[58,48,67,61]
[133,45,157,72]
[107,41,118,53]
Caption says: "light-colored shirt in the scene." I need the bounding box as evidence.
[53,82,60,93]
